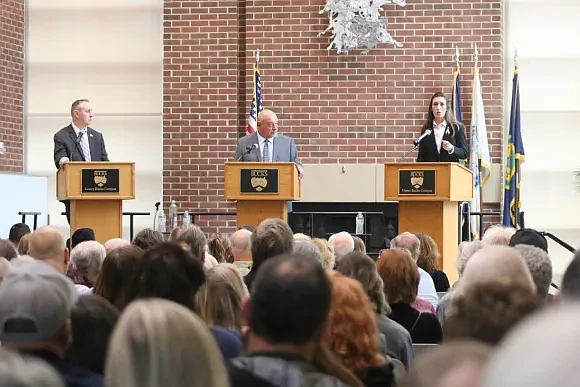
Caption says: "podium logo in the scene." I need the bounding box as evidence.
[93,171,108,188]
[410,171,424,189]
[250,170,268,192]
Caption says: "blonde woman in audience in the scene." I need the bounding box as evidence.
[208,233,232,263]
[106,298,229,387]
[415,233,450,292]
[17,233,30,255]
[324,272,395,387]
[313,238,335,270]
[196,263,248,331]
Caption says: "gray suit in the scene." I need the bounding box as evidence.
[234,133,302,166]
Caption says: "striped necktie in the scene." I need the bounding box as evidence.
[79,131,91,161]
[263,139,270,162]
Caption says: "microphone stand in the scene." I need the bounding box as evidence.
[399,144,419,162]
[236,147,255,161]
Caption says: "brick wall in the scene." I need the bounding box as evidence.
[0,0,25,173]
[163,0,504,233]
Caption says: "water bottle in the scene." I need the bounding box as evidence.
[183,210,191,229]
[169,200,178,230]
[158,210,167,233]
[355,212,364,234]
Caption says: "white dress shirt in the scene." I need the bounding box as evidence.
[418,267,439,309]
[257,132,274,162]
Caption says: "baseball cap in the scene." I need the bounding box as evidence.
[0,261,78,342]
[509,228,548,253]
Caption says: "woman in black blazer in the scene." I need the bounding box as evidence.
[417,92,468,162]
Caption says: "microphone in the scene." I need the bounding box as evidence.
[236,144,258,161]
[413,129,432,146]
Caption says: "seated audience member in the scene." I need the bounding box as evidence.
[103,238,130,254]
[415,233,449,292]
[313,238,335,270]
[71,228,96,249]
[325,272,395,387]
[0,346,65,387]
[293,233,311,241]
[196,264,248,332]
[402,341,491,387]
[243,218,294,291]
[328,231,355,266]
[65,295,120,375]
[9,254,35,268]
[0,239,18,261]
[229,228,252,276]
[28,226,68,273]
[17,233,31,255]
[437,240,484,324]
[106,299,229,387]
[481,224,516,246]
[238,224,256,233]
[353,236,366,254]
[0,257,11,281]
[8,222,31,247]
[509,228,548,252]
[135,243,241,359]
[229,254,353,387]
[482,305,580,387]
[93,245,144,311]
[336,251,414,367]
[208,233,232,263]
[293,239,322,264]
[559,250,580,302]
[444,278,541,345]
[390,232,438,308]
[512,244,553,302]
[172,225,209,264]
[377,248,442,344]
[0,261,103,387]
[131,228,164,252]
[70,241,106,290]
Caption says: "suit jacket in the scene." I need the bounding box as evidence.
[53,124,109,169]
[234,133,302,167]
[416,123,468,163]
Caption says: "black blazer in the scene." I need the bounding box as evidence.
[53,124,109,169]
[389,302,442,344]
[416,122,468,162]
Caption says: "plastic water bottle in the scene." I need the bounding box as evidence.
[169,200,178,230]
[158,210,167,233]
[355,212,364,234]
[183,210,191,229]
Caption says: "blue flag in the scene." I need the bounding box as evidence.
[502,68,525,228]
[452,67,463,123]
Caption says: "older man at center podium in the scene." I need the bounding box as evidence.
[234,109,304,178]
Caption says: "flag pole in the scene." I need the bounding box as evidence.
[513,48,520,227]
[474,44,483,226]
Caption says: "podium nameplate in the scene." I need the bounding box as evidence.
[399,170,436,195]
[240,168,279,194]
[81,169,120,193]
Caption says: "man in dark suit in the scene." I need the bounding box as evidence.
[234,109,304,177]
[54,99,109,223]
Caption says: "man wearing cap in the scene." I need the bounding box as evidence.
[0,261,103,387]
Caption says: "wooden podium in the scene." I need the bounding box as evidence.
[57,162,135,243]
[384,162,473,282]
[224,162,300,228]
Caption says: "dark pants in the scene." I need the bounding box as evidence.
[62,200,71,224]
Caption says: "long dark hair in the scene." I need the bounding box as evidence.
[421,92,461,136]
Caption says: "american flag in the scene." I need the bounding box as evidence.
[247,63,263,134]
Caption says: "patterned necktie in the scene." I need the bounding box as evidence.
[263,139,270,162]
[80,131,91,161]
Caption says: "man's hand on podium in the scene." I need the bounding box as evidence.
[297,164,304,180]
[59,157,70,169]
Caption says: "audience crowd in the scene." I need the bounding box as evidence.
[0,219,573,387]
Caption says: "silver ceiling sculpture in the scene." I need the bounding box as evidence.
[319,0,406,54]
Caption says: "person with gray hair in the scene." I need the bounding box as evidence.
[0,346,65,387]
[293,239,322,264]
[104,238,130,254]
[229,228,252,276]
[512,244,553,302]
[482,304,580,387]
[481,224,516,246]
[70,240,106,291]
[0,239,18,261]
[173,225,207,262]
[391,232,438,308]
[328,231,354,265]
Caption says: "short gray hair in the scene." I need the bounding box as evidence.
[174,225,207,260]
[390,232,420,261]
[513,244,553,301]
[482,224,516,246]
[328,232,354,263]
[456,240,485,276]
[251,218,294,268]
[70,241,106,280]
[293,240,322,263]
